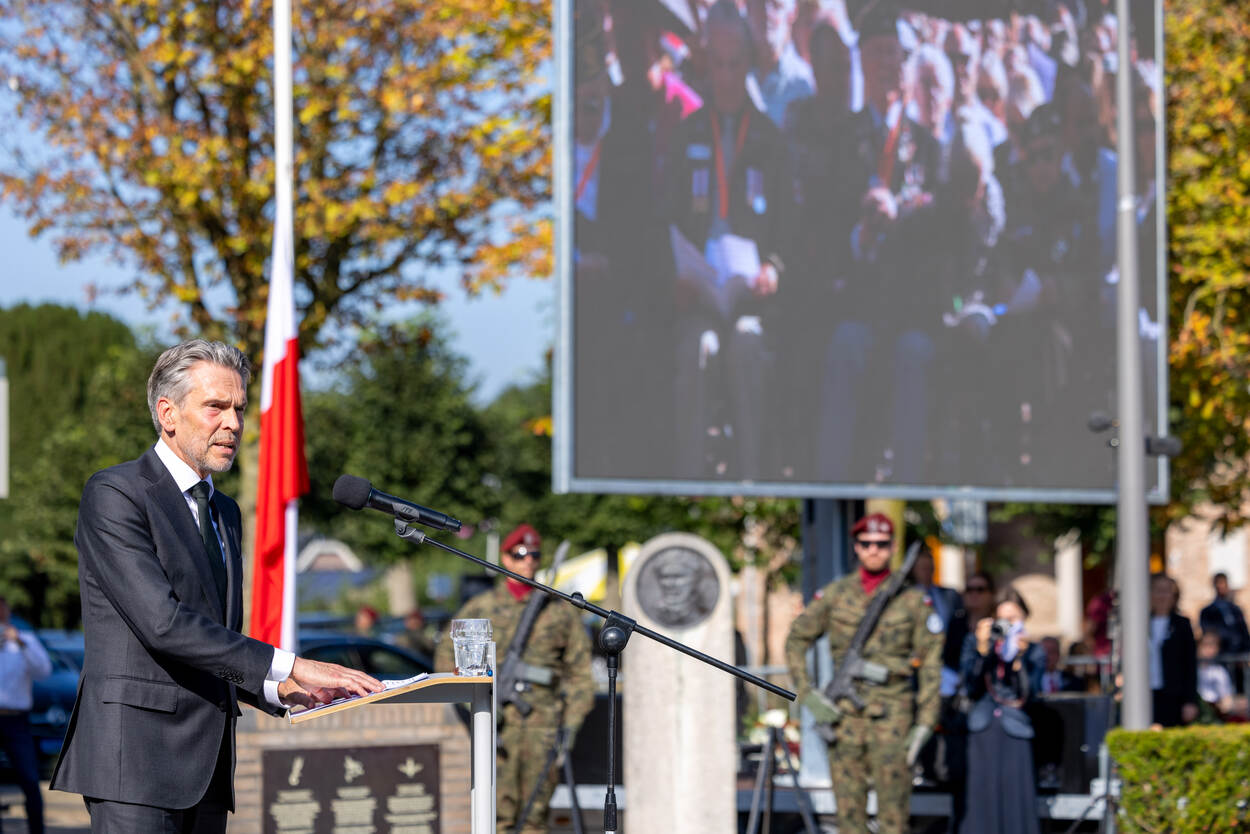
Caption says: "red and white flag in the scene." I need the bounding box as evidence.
[250,193,308,651]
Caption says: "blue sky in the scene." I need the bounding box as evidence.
[0,210,552,404]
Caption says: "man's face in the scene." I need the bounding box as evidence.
[862,34,905,106]
[911,552,934,587]
[914,65,951,132]
[657,557,697,607]
[503,545,541,582]
[707,20,751,114]
[158,361,246,478]
[854,535,893,573]
[963,578,991,612]
[1042,638,1060,670]
[1215,576,1230,598]
[1025,135,1061,192]
[811,29,851,110]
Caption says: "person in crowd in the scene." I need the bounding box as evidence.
[436,524,593,834]
[816,8,948,484]
[50,340,382,832]
[976,50,1010,134]
[945,24,1006,149]
[1197,630,1235,722]
[1034,636,1084,694]
[963,571,997,625]
[574,4,675,477]
[0,596,52,834]
[745,0,814,127]
[391,607,436,659]
[1198,572,1250,691]
[907,548,969,808]
[1148,573,1198,728]
[777,16,857,478]
[354,605,380,638]
[785,513,943,834]
[665,0,791,479]
[960,587,1044,834]
[909,43,957,153]
[1066,639,1101,692]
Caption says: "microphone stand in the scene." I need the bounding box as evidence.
[392,521,796,834]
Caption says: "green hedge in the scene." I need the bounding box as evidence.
[1107,725,1250,832]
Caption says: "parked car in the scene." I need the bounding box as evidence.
[296,632,433,681]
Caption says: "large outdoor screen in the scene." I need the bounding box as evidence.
[555,0,1166,501]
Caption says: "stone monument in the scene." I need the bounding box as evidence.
[622,532,735,833]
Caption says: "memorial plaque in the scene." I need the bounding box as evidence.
[262,744,440,834]
[635,544,720,629]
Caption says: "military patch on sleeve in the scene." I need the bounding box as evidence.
[926,612,944,634]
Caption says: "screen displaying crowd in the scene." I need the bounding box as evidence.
[569,0,1162,493]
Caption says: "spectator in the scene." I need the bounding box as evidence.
[1197,631,1235,721]
[909,548,967,697]
[1198,572,1250,692]
[1033,636,1084,694]
[744,0,814,127]
[960,587,1044,834]
[0,596,52,834]
[962,571,996,625]
[1148,574,1198,728]
[354,605,380,638]
[392,608,436,659]
[1066,639,1100,691]
[665,0,791,479]
[945,23,1006,149]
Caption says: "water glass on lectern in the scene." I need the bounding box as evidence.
[451,618,491,675]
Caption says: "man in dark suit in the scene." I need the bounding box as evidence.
[51,340,383,833]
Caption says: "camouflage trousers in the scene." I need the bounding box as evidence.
[826,710,912,834]
[496,722,560,834]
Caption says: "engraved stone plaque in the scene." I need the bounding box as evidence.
[635,545,720,629]
[262,744,440,834]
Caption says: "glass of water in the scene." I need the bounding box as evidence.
[450,618,492,676]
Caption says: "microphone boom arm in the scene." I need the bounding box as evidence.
[393,521,795,701]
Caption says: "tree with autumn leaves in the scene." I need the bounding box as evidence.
[0,0,551,362]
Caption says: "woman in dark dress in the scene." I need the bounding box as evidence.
[959,587,1044,834]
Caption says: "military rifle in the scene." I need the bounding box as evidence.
[496,540,572,717]
[821,541,924,719]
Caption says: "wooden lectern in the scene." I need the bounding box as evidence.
[289,670,496,834]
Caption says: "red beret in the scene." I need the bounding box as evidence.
[502,523,541,555]
[851,513,894,538]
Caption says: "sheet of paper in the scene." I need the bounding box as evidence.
[704,234,761,288]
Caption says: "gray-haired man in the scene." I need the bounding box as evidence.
[51,340,383,833]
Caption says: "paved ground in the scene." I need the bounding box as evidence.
[0,782,90,834]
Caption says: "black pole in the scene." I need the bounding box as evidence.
[599,621,629,834]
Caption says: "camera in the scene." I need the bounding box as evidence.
[989,618,1013,640]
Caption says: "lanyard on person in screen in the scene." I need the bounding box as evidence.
[711,111,750,220]
[575,140,602,203]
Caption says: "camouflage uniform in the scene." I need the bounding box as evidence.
[437,584,594,834]
[785,575,943,834]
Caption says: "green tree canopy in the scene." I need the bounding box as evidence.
[0,304,157,625]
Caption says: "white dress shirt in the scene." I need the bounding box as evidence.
[154,440,294,707]
[0,629,52,711]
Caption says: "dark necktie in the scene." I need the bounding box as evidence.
[189,480,229,612]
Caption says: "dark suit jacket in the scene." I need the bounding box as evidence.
[1156,612,1198,704]
[51,448,280,809]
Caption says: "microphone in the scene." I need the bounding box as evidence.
[332,475,462,533]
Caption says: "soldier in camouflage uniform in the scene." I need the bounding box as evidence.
[436,524,594,834]
[785,513,943,834]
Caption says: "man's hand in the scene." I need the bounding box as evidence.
[904,725,933,767]
[278,657,384,709]
[802,688,842,725]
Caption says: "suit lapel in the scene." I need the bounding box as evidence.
[140,449,226,623]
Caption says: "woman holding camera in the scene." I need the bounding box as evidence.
[958,587,1044,834]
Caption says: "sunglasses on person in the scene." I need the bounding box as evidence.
[966,584,990,593]
[508,549,541,561]
[854,538,893,550]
